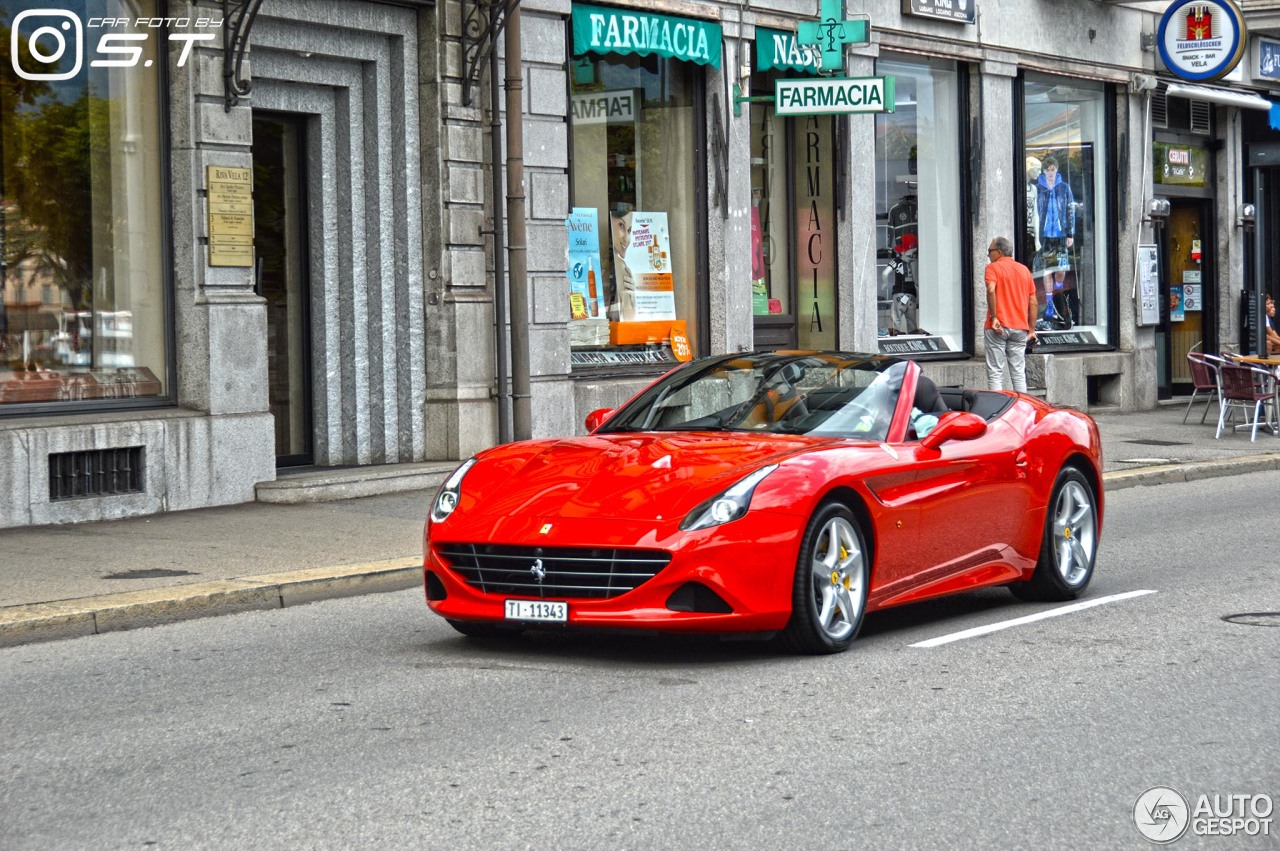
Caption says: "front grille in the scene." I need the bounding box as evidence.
[436,544,671,599]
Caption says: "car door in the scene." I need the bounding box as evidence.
[886,413,1031,601]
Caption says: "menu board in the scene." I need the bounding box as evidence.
[207,166,254,267]
[1137,244,1160,327]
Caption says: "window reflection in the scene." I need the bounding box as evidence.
[1021,74,1110,348]
[874,57,962,354]
[1,1,166,405]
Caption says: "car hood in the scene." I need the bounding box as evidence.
[463,432,843,522]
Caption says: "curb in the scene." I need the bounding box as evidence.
[0,558,420,649]
[2,454,1278,650]
[1101,453,1280,491]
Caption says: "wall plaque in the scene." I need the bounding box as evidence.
[206,166,254,267]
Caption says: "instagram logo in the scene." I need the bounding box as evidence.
[11,9,83,81]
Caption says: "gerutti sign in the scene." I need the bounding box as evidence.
[774,77,896,116]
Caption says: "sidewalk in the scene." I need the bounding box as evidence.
[2,401,1278,648]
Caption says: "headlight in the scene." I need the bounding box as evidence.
[680,464,778,531]
[430,458,477,523]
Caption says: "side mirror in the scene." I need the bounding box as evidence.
[585,408,614,432]
[920,411,987,450]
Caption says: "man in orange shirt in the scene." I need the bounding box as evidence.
[984,236,1038,392]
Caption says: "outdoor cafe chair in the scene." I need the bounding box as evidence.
[1215,363,1279,441]
[1183,352,1220,425]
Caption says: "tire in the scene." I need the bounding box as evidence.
[446,619,521,639]
[1010,467,1098,602]
[781,502,870,654]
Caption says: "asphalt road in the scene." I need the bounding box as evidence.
[2,471,1278,849]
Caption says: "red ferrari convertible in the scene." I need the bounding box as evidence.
[423,352,1103,654]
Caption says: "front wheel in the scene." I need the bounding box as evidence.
[781,502,870,654]
[1011,467,1098,602]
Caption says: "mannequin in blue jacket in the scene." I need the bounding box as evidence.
[1036,156,1076,321]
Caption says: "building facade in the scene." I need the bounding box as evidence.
[0,0,1274,528]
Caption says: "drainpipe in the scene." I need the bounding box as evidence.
[489,31,511,444]
[505,4,532,440]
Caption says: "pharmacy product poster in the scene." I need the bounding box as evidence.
[565,208,604,319]
[610,211,675,321]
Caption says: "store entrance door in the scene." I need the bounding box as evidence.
[1156,198,1214,400]
[252,113,314,466]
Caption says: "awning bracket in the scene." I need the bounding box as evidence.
[223,0,267,111]
[462,0,522,107]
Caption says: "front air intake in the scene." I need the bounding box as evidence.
[436,544,670,599]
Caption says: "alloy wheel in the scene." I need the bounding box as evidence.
[1052,479,1096,587]
[810,516,865,640]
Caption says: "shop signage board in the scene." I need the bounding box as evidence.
[878,336,953,355]
[206,166,253,267]
[1137,244,1160,326]
[1154,142,1208,187]
[572,4,721,69]
[775,76,895,115]
[902,0,976,25]
[756,27,820,74]
[1258,38,1280,81]
[1157,0,1247,82]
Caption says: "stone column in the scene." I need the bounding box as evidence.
[707,33,755,356]
[168,0,275,498]
[842,47,880,353]
[973,58,1017,352]
[424,0,499,459]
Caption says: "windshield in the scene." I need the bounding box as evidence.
[598,353,908,442]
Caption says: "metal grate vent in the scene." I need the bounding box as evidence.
[1151,88,1168,129]
[1190,100,1211,135]
[48,447,145,501]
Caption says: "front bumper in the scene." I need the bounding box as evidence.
[424,511,802,633]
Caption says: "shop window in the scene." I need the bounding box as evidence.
[1020,74,1112,349]
[874,57,964,355]
[749,68,838,350]
[568,53,702,369]
[1,2,169,407]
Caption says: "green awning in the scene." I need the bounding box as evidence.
[756,27,820,75]
[572,4,722,69]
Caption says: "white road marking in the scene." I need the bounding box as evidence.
[909,590,1158,648]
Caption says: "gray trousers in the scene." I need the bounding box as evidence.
[984,327,1030,392]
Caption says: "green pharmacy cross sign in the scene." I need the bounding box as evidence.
[797,0,870,73]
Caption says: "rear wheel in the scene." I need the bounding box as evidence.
[781,502,870,654]
[1011,467,1097,602]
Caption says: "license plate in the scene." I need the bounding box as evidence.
[504,599,568,623]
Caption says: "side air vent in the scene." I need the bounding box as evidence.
[1190,100,1211,135]
[1151,88,1168,129]
[48,447,145,501]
